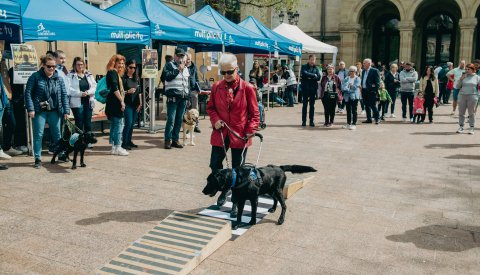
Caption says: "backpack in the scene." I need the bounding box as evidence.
[94,76,108,104]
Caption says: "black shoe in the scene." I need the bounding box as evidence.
[362,120,373,124]
[194,127,201,133]
[34,159,42,169]
[380,117,385,121]
[127,142,138,148]
[309,122,315,127]
[164,140,172,149]
[122,143,132,150]
[301,122,306,127]
[171,141,184,148]
[217,191,227,206]
[0,164,8,170]
[375,120,379,125]
[287,105,294,107]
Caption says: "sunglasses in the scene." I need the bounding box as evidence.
[220,69,235,75]
[45,65,56,69]
[128,66,136,69]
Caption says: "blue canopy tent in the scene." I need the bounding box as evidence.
[188,5,273,54]
[14,0,150,44]
[238,16,302,56]
[106,0,223,50]
[0,0,21,42]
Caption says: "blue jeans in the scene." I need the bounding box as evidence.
[285,84,295,106]
[165,97,187,142]
[0,107,3,150]
[401,92,414,119]
[71,103,93,132]
[122,104,138,145]
[32,111,61,160]
[386,90,398,114]
[109,116,124,146]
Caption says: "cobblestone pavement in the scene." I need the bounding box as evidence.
[1,101,479,274]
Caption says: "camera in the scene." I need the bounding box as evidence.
[40,101,51,111]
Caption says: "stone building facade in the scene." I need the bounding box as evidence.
[243,0,480,68]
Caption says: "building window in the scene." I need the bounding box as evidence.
[163,0,187,5]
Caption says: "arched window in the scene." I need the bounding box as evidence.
[423,14,455,66]
[372,18,400,66]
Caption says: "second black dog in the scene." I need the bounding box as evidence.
[51,130,97,169]
[202,164,317,229]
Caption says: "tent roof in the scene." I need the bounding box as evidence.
[1,0,21,26]
[106,0,223,47]
[188,5,273,54]
[14,0,150,44]
[238,16,302,56]
[273,23,337,54]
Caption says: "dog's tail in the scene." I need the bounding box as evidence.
[279,165,317,174]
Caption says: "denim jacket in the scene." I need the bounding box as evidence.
[341,76,361,102]
[0,77,10,112]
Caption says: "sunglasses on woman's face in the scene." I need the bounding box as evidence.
[128,66,136,69]
[220,69,235,75]
[45,65,56,69]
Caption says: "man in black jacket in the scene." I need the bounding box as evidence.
[361,58,381,124]
[162,48,189,149]
[300,55,321,127]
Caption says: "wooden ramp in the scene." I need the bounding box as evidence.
[283,174,315,199]
[96,212,231,275]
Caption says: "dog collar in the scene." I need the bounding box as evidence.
[231,168,237,189]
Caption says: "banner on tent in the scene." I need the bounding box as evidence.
[11,44,38,84]
[142,49,158,79]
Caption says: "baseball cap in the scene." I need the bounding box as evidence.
[175,48,185,56]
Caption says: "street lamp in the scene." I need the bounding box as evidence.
[278,11,285,23]
[293,11,300,25]
[278,10,300,25]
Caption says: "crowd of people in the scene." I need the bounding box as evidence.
[0,46,479,171]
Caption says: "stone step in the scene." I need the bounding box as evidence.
[96,211,231,275]
[283,174,315,199]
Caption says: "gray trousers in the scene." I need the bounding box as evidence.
[458,94,478,127]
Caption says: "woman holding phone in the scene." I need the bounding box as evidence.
[121,59,142,150]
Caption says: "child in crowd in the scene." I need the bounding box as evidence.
[413,91,425,124]
[249,78,265,129]
[377,81,392,120]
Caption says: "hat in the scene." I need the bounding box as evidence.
[175,48,185,56]
[404,61,413,66]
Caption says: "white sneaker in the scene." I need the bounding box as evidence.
[468,128,475,135]
[342,124,349,129]
[391,114,396,118]
[402,118,407,122]
[110,145,116,154]
[450,111,455,116]
[114,146,129,156]
[5,148,22,156]
[456,127,464,133]
[361,110,366,115]
[349,125,356,130]
[16,146,28,153]
[0,150,12,159]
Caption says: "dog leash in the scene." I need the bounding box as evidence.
[218,122,263,167]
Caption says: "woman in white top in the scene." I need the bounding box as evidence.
[67,57,97,134]
[456,63,480,134]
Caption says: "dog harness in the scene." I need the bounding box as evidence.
[183,116,196,126]
[231,167,262,190]
[231,168,237,189]
[69,133,80,147]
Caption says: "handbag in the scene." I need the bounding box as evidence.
[446,80,454,90]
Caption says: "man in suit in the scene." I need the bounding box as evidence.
[300,55,321,127]
[361,58,381,124]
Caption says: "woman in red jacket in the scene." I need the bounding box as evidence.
[206,53,260,214]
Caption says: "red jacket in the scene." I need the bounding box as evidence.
[207,78,260,149]
[414,96,425,114]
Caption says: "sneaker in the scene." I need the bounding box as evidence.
[380,117,385,121]
[391,114,396,118]
[456,127,464,133]
[34,158,42,169]
[450,111,455,116]
[362,120,372,124]
[0,164,8,170]
[309,122,315,127]
[301,122,306,127]
[361,110,366,115]
[0,150,12,159]
[110,145,116,154]
[349,125,356,130]
[171,141,184,148]
[410,118,414,123]
[468,128,475,135]
[5,148,22,156]
[16,146,28,153]
[114,146,129,156]
[121,143,132,150]
[342,124,349,129]
[127,142,138,148]
[402,118,407,122]
[326,123,332,128]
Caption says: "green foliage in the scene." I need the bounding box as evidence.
[203,0,300,14]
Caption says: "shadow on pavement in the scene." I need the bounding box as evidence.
[425,143,480,149]
[445,154,480,160]
[412,132,457,136]
[75,207,206,225]
[386,224,480,252]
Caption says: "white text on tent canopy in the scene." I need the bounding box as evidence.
[110,31,144,41]
[194,30,223,41]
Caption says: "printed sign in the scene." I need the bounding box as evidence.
[141,49,158,79]
[11,44,38,84]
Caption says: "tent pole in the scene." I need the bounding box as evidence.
[297,55,301,101]
[267,51,272,111]
[147,41,156,133]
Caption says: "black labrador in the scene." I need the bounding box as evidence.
[202,164,316,229]
[51,126,97,169]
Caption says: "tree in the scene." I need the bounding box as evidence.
[203,0,300,14]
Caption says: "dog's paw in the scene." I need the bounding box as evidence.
[229,211,237,218]
[277,217,285,225]
[80,164,86,168]
[268,207,276,213]
[249,220,256,226]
